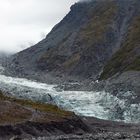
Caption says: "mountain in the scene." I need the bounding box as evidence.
[6,0,140,93]
[100,16,140,80]
[1,0,140,139]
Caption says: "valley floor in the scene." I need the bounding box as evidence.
[24,117,140,139]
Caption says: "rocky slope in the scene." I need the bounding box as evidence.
[100,16,140,80]
[0,91,90,140]
[99,11,140,96]
[5,0,139,80]
[5,0,140,99]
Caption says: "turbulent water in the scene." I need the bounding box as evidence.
[0,66,140,123]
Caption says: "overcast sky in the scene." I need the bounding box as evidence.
[0,0,79,53]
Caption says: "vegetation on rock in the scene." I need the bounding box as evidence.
[100,16,140,80]
[0,91,73,124]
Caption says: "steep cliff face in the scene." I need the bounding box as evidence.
[100,16,140,80]
[7,0,140,83]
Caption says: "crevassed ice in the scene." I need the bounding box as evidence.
[0,73,140,123]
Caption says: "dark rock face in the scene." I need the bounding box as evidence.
[6,0,139,81]
[1,117,140,140]
[100,15,140,80]
[0,118,89,140]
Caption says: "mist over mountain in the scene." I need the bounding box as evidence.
[5,0,140,108]
[0,0,78,53]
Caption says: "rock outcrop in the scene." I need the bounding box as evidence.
[0,92,89,140]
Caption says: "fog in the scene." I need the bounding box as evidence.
[0,0,78,54]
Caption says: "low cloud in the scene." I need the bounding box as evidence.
[0,0,78,53]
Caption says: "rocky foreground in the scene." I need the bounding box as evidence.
[0,92,140,140]
[0,92,88,140]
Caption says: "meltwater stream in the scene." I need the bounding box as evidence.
[0,71,140,123]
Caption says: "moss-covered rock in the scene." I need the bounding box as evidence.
[100,16,140,80]
[0,91,73,125]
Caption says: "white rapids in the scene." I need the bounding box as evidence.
[0,68,140,123]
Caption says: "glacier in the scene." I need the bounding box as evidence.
[0,66,139,123]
